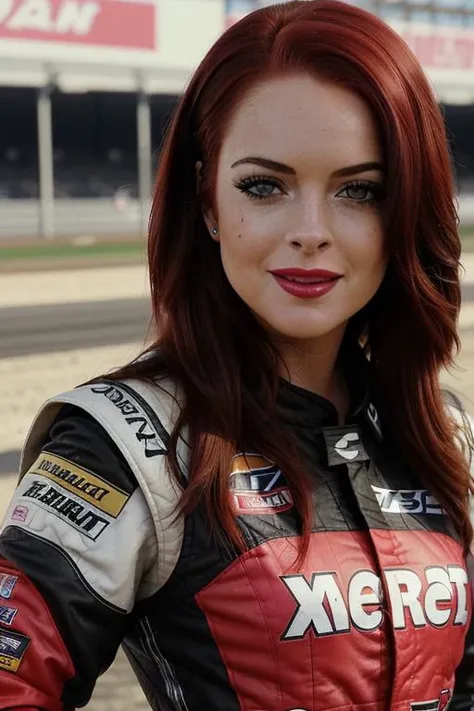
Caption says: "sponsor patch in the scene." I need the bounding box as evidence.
[20,477,111,541]
[90,383,167,458]
[26,452,129,517]
[281,566,468,640]
[322,426,369,466]
[230,453,293,515]
[411,689,452,710]
[0,605,18,626]
[0,574,18,600]
[372,486,444,515]
[11,505,29,523]
[0,629,30,673]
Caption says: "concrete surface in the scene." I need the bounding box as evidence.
[0,264,149,308]
[0,299,151,357]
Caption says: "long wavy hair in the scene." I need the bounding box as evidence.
[109,0,473,554]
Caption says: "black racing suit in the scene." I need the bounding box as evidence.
[0,372,473,711]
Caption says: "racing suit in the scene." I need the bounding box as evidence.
[0,362,474,710]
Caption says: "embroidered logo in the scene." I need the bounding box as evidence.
[323,426,369,467]
[372,486,444,515]
[0,629,30,673]
[0,605,18,626]
[0,575,18,600]
[230,453,293,515]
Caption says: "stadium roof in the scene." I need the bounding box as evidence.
[0,0,473,102]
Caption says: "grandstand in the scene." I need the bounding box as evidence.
[0,0,473,237]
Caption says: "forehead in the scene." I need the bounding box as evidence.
[220,74,381,168]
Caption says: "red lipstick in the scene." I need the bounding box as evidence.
[270,268,342,299]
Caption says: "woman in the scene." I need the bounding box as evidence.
[1,1,473,709]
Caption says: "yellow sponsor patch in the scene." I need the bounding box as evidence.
[0,654,21,672]
[231,453,274,474]
[0,630,30,674]
[26,452,130,518]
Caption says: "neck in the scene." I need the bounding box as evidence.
[275,327,348,420]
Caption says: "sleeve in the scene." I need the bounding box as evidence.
[451,394,474,710]
[0,405,157,710]
[451,553,474,709]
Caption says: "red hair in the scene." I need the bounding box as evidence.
[110,0,473,555]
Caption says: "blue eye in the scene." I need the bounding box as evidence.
[337,180,384,205]
[233,176,284,200]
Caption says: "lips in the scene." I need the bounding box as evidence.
[270,268,342,299]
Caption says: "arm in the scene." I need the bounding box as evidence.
[451,551,474,709]
[0,406,157,710]
[450,393,474,709]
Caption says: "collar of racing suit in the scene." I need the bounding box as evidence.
[275,343,371,433]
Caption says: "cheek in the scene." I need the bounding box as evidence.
[219,210,271,269]
[219,233,264,286]
[349,219,386,270]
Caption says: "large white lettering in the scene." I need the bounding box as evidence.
[448,565,469,625]
[384,569,425,628]
[282,565,469,640]
[348,571,383,631]
[282,573,350,638]
[55,0,100,35]
[425,567,452,627]
[1,0,100,35]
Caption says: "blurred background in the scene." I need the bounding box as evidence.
[0,0,473,708]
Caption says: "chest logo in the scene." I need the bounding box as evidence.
[372,486,444,515]
[323,426,369,467]
[281,566,468,640]
[335,432,360,460]
[229,453,293,516]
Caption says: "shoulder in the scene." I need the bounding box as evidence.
[1,401,161,609]
[21,375,186,478]
[33,403,140,503]
[17,376,188,590]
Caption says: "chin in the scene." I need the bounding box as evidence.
[266,320,340,342]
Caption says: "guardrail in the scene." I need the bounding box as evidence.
[0,199,146,239]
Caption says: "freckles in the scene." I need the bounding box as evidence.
[237,212,244,239]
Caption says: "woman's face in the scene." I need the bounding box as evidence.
[206,74,387,347]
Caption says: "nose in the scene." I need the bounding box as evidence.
[285,197,333,255]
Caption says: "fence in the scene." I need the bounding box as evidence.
[1,194,474,241]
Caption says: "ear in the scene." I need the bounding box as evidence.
[202,209,219,241]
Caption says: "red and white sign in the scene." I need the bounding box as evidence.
[225,9,474,71]
[0,0,156,49]
[393,22,474,71]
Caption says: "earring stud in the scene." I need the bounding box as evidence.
[211,227,219,235]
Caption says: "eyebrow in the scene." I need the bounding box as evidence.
[230,156,384,177]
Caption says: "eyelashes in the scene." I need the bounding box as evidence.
[232,174,385,206]
[337,180,385,205]
[232,175,284,200]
